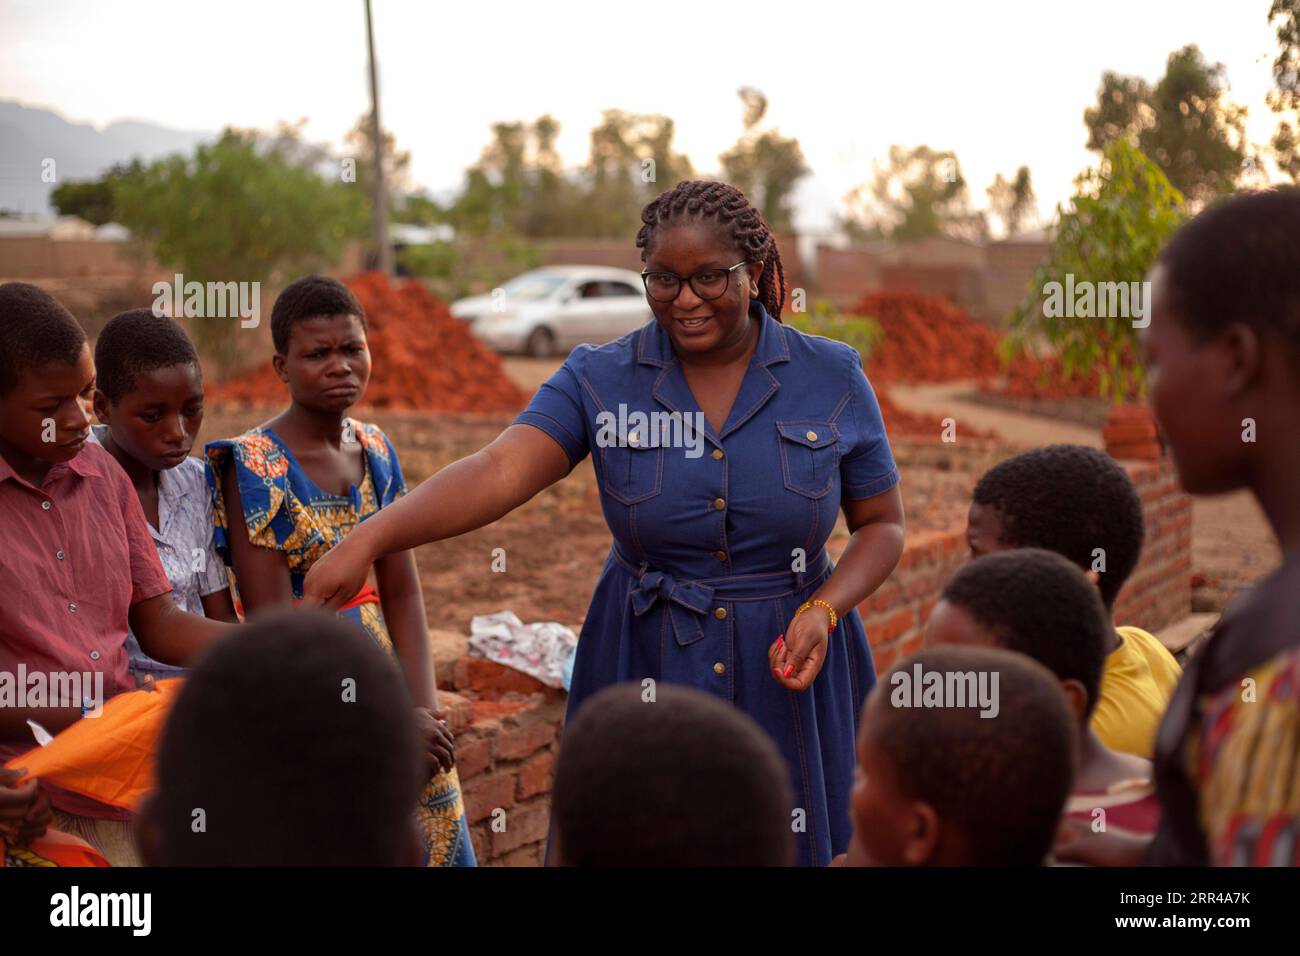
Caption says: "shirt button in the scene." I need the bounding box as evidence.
[712,550,727,562]
[710,449,724,460]
[806,430,819,442]
[56,550,65,560]
[89,650,100,661]
[713,498,726,511]
[628,431,640,445]
[713,662,726,675]
[42,500,52,511]
[714,607,727,620]
[68,603,77,613]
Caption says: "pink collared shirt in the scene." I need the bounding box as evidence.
[0,441,171,815]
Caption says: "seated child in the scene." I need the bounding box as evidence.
[926,549,1160,842]
[205,274,471,867]
[843,645,1076,866]
[91,308,238,680]
[967,443,1181,757]
[1138,188,1300,866]
[550,682,794,866]
[138,607,424,865]
[0,282,233,866]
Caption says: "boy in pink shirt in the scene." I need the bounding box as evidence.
[0,282,233,865]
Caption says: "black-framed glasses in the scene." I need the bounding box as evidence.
[640,260,750,303]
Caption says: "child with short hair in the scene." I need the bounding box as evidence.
[967,443,1181,756]
[843,645,1076,866]
[0,282,233,866]
[139,607,423,866]
[926,549,1160,841]
[550,682,794,866]
[91,308,238,680]
[206,274,473,867]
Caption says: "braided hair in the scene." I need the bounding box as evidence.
[635,180,787,321]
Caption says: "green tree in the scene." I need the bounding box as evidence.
[1007,141,1187,403]
[1084,45,1248,204]
[115,126,367,371]
[49,160,144,225]
[1269,0,1300,182]
[843,145,986,241]
[718,88,809,233]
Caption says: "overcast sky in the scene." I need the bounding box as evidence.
[1,0,1289,231]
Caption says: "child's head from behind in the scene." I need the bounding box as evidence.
[270,275,370,415]
[551,682,794,866]
[0,282,93,464]
[1146,187,1300,495]
[968,444,1143,610]
[850,645,1076,866]
[142,607,423,866]
[93,309,204,471]
[926,548,1111,725]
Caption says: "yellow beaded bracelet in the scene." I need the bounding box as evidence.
[796,598,838,632]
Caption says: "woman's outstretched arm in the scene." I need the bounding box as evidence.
[302,424,573,609]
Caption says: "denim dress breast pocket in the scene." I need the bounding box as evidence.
[600,426,665,505]
[776,420,841,499]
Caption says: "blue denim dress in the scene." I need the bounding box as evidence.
[516,300,899,866]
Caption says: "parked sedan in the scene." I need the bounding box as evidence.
[451,265,652,357]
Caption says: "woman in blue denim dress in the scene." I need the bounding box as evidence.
[304,181,905,866]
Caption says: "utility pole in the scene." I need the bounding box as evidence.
[364,0,393,275]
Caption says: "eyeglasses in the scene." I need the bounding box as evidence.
[640,260,751,303]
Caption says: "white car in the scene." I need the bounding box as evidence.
[452,266,653,357]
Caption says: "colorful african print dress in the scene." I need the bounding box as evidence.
[206,422,476,867]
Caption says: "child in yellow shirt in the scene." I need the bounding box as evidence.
[965,444,1181,756]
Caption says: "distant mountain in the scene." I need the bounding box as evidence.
[0,100,215,216]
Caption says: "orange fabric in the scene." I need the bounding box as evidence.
[2,828,111,867]
[3,678,184,811]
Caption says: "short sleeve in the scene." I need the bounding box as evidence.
[841,349,900,500]
[204,433,294,564]
[513,356,591,469]
[355,422,407,506]
[115,468,172,606]
[197,491,230,597]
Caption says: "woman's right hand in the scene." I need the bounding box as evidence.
[302,534,375,611]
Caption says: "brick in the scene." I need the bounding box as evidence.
[882,607,915,643]
[517,751,556,800]
[462,657,550,697]
[455,736,492,780]
[492,801,552,856]
[463,771,516,823]
[872,643,899,672]
[867,582,901,614]
[899,630,924,657]
[497,843,543,868]
[496,721,558,761]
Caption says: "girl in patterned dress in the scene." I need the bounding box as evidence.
[205,275,475,867]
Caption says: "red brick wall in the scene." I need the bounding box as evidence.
[1110,458,1194,631]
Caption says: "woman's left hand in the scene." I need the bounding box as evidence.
[768,605,831,691]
